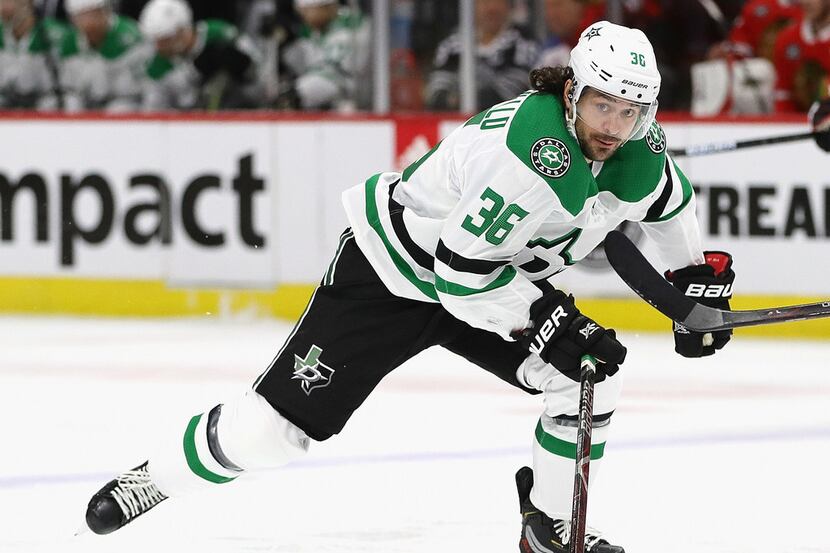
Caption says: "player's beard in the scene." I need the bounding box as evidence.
[574,116,624,161]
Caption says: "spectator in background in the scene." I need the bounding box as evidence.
[537,0,605,68]
[641,0,743,109]
[278,0,371,111]
[140,0,263,110]
[61,0,150,111]
[773,0,830,111]
[425,0,539,111]
[708,0,801,60]
[0,0,70,109]
[409,0,461,69]
[690,0,796,116]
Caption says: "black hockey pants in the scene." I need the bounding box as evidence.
[253,229,537,441]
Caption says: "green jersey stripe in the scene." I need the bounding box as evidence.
[364,174,439,301]
[534,419,605,460]
[402,140,441,182]
[435,266,517,297]
[183,414,237,484]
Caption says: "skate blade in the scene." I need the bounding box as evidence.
[74,522,90,537]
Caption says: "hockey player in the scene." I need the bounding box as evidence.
[61,0,150,111]
[278,0,371,110]
[83,22,736,553]
[139,0,264,111]
[0,0,71,109]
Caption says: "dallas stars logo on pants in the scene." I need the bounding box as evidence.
[292,345,335,395]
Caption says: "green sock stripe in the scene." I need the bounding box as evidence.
[183,414,237,484]
[534,419,605,460]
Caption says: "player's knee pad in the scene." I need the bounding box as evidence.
[215,390,311,471]
[543,370,622,421]
[516,355,623,419]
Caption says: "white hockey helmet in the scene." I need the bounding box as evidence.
[140,0,193,40]
[568,21,661,141]
[65,0,109,15]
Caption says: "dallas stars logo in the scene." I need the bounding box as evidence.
[292,345,335,395]
[530,138,571,178]
[645,122,666,154]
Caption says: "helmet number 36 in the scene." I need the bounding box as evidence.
[630,52,646,67]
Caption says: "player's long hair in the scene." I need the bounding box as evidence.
[529,66,573,97]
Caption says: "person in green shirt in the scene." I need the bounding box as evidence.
[61,0,151,111]
[139,0,264,111]
[0,0,69,109]
[279,0,371,110]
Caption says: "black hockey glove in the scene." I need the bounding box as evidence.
[665,252,735,358]
[514,290,627,383]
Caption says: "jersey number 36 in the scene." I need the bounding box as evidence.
[461,187,528,246]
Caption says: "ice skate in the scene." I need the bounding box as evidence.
[516,466,623,553]
[85,462,168,535]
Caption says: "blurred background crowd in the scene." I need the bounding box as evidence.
[0,0,827,115]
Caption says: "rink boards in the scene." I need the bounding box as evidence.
[0,113,827,337]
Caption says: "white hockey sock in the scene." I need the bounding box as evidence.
[529,414,610,518]
[148,390,310,497]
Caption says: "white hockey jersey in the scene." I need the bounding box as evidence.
[342,91,704,340]
[60,15,151,112]
[0,18,68,110]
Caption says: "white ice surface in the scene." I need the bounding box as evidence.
[1,316,829,553]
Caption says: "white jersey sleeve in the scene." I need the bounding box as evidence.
[638,155,704,269]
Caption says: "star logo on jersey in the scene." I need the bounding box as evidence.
[645,122,666,154]
[292,345,335,395]
[584,26,602,41]
[530,138,571,178]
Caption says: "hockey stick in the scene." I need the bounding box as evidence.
[667,128,830,158]
[569,354,596,553]
[602,230,830,332]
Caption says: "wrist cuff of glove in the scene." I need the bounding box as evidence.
[666,251,733,281]
[666,252,735,308]
[703,251,732,276]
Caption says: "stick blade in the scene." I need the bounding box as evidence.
[603,230,699,324]
[604,230,830,332]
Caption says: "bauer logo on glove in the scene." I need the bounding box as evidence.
[684,282,733,298]
[528,304,571,356]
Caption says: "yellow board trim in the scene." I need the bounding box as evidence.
[1,277,829,338]
[0,277,316,320]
